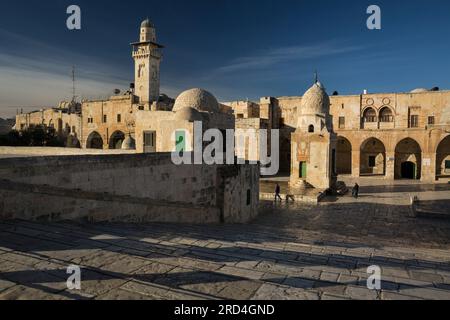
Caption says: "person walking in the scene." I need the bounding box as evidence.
[275,183,283,202]
[352,183,360,199]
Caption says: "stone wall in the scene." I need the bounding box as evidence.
[0,152,259,223]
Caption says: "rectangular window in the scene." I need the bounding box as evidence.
[428,116,435,125]
[117,114,121,123]
[103,115,107,123]
[410,115,419,128]
[369,156,376,168]
[338,117,345,129]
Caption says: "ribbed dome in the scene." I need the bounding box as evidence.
[299,82,330,115]
[141,19,154,28]
[175,107,203,122]
[121,135,136,150]
[172,88,219,113]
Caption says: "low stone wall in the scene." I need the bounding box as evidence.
[0,179,221,223]
[0,151,259,223]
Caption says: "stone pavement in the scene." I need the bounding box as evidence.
[1,182,450,300]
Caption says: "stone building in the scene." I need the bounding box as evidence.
[289,81,337,189]
[231,85,450,183]
[13,18,450,185]
[15,19,173,151]
[135,88,234,154]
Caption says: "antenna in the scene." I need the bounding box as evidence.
[71,66,76,102]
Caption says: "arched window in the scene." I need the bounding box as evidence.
[308,125,314,133]
[379,107,394,122]
[363,108,377,123]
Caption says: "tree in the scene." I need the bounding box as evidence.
[0,125,65,147]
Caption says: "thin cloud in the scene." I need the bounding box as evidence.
[214,41,366,74]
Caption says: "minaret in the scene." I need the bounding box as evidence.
[131,18,163,103]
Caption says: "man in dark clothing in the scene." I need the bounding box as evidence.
[275,184,283,202]
[352,183,360,199]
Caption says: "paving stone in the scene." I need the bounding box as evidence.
[409,270,444,283]
[345,285,379,300]
[217,280,262,299]
[75,269,128,297]
[96,288,152,300]
[0,285,69,300]
[120,281,169,299]
[314,281,347,296]
[2,189,450,300]
[399,285,450,300]
[320,271,340,282]
[381,291,423,300]
[282,277,315,290]
[217,266,265,280]
[0,278,16,293]
[100,256,151,275]
[251,283,319,300]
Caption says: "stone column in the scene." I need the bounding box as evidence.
[385,151,395,180]
[351,150,360,177]
[421,152,436,183]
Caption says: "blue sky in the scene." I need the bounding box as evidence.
[1,0,450,117]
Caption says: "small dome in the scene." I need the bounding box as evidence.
[141,19,154,28]
[299,82,330,115]
[175,107,203,122]
[410,88,428,93]
[121,135,136,150]
[172,88,219,113]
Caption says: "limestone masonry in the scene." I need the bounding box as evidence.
[12,19,450,188]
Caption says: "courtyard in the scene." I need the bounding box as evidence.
[0,179,450,300]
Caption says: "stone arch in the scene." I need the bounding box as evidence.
[379,106,394,122]
[395,138,422,179]
[362,107,377,123]
[109,131,125,149]
[436,135,450,177]
[360,137,386,176]
[86,131,103,149]
[336,136,352,175]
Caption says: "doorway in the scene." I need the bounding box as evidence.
[401,161,416,179]
[299,162,307,179]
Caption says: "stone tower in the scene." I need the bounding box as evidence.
[131,18,163,104]
[290,79,337,190]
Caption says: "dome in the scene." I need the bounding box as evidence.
[299,82,330,115]
[175,107,203,122]
[410,88,428,93]
[141,19,154,28]
[172,88,220,113]
[121,135,136,150]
